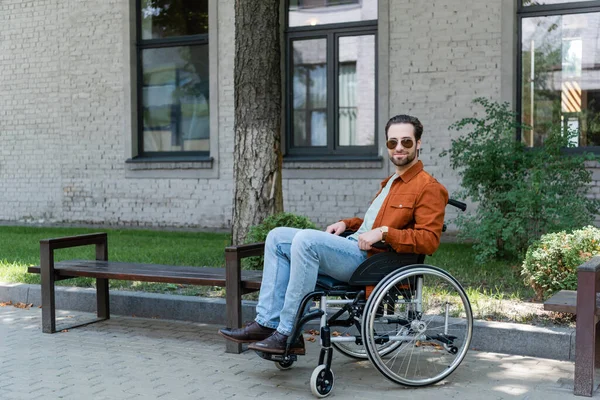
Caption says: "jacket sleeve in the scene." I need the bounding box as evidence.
[340,217,363,231]
[386,182,448,255]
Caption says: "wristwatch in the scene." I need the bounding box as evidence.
[379,226,389,242]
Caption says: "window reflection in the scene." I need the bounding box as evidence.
[141,0,208,40]
[288,0,377,27]
[523,0,597,6]
[292,39,327,147]
[338,35,375,146]
[142,46,209,152]
[521,13,600,147]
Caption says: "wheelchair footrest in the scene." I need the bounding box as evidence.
[428,334,457,345]
[254,351,299,362]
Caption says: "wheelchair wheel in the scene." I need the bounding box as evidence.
[274,359,294,370]
[310,364,334,398]
[362,265,473,387]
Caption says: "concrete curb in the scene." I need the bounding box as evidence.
[0,282,575,361]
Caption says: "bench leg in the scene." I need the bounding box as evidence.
[40,242,56,333]
[225,251,243,354]
[596,320,600,369]
[575,271,596,396]
[96,278,110,320]
[95,241,109,320]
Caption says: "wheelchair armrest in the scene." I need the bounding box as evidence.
[371,241,393,251]
[340,232,391,251]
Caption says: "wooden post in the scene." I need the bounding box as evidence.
[96,238,110,320]
[40,241,55,333]
[225,248,242,354]
[574,256,600,396]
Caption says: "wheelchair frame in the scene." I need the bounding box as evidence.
[254,200,473,398]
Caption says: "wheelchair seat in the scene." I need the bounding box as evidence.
[348,252,425,285]
[315,251,426,291]
[315,275,354,291]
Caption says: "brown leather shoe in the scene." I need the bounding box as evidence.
[248,331,306,355]
[218,321,275,343]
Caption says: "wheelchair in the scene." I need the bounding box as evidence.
[254,199,473,398]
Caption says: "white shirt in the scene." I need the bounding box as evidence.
[348,174,398,241]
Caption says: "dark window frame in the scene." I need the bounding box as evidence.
[285,2,378,159]
[135,0,210,159]
[517,0,600,152]
[290,0,361,10]
[519,0,600,12]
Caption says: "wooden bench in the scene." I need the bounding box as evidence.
[543,256,600,397]
[27,232,265,354]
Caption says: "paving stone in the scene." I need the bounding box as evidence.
[0,305,591,400]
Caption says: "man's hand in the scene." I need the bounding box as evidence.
[325,221,346,235]
[357,229,384,251]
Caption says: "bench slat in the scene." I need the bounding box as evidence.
[543,289,600,315]
[28,260,262,290]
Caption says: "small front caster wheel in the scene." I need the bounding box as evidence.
[310,364,335,398]
[275,359,294,370]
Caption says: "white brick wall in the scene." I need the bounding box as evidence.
[0,0,64,222]
[0,0,237,229]
[5,0,587,231]
[387,1,503,197]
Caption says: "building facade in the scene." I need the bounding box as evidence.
[1,0,598,229]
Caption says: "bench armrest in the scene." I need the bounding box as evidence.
[225,242,265,259]
[39,233,109,333]
[224,242,265,352]
[40,233,108,274]
[40,233,108,250]
[578,256,600,273]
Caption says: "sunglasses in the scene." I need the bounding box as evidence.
[386,138,414,150]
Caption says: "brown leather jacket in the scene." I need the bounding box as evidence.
[341,161,448,256]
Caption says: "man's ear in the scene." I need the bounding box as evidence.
[416,140,422,151]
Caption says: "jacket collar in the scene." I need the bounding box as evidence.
[399,160,424,183]
[380,160,424,187]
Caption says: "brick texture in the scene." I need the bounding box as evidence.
[1,0,598,230]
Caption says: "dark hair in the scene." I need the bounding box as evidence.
[385,115,423,141]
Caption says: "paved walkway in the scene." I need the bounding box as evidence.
[0,305,595,400]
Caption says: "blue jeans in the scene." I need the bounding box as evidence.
[255,227,368,336]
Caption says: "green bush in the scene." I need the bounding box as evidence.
[243,212,317,270]
[440,97,599,262]
[521,226,600,300]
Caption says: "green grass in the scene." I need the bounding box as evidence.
[427,243,533,300]
[0,226,230,295]
[0,226,533,301]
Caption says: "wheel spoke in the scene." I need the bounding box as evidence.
[362,266,473,386]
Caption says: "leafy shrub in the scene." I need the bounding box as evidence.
[440,97,599,262]
[521,226,600,300]
[243,212,317,270]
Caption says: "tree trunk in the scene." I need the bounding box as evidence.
[232,0,283,245]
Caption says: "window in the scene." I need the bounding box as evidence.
[518,1,600,149]
[137,0,209,157]
[523,0,597,5]
[286,0,377,157]
[289,0,361,14]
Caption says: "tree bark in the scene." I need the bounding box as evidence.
[232,0,283,245]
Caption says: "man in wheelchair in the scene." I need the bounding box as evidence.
[219,114,449,356]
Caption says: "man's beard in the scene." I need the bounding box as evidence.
[390,151,416,167]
